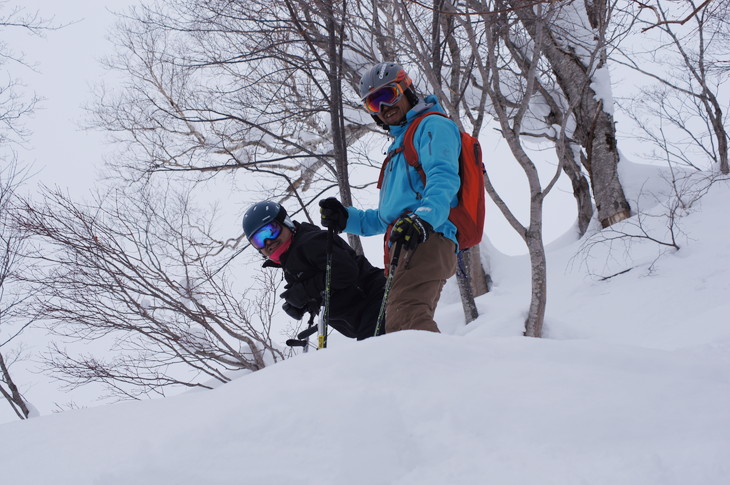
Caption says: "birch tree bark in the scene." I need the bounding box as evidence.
[510,0,631,227]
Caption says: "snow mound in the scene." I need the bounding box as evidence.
[2,331,729,484]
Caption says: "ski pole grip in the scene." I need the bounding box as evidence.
[297,325,319,340]
[286,339,307,348]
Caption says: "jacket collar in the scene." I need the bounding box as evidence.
[388,94,441,137]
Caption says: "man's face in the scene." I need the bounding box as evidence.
[375,93,411,126]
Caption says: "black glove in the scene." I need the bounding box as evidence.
[319,197,348,233]
[389,213,433,250]
[282,302,306,320]
[280,281,321,314]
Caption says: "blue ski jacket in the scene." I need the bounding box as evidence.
[344,95,462,248]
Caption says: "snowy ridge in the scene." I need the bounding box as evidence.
[2,174,730,484]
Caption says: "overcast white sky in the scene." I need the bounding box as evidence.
[7,1,135,197]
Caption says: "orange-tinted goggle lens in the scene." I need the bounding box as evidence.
[363,84,403,113]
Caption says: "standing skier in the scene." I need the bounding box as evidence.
[243,201,385,340]
[319,62,460,334]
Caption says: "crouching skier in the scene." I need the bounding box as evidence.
[242,201,386,342]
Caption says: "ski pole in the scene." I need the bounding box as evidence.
[373,241,403,337]
[285,312,317,352]
[318,228,334,349]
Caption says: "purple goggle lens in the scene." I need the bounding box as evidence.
[364,84,403,113]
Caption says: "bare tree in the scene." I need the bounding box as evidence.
[0,4,60,420]
[414,0,591,239]
[0,4,57,149]
[617,0,729,174]
[390,0,628,237]
[280,0,369,253]
[15,184,285,399]
[0,163,36,419]
[507,0,632,228]
[575,171,728,279]
[388,0,637,326]
[457,0,564,337]
[90,0,389,254]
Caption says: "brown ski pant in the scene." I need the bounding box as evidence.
[385,234,457,333]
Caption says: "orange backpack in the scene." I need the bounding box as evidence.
[377,112,486,250]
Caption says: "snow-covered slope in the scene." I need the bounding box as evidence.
[2,175,729,485]
[2,332,728,485]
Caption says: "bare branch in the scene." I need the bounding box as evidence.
[633,0,715,32]
[14,183,286,399]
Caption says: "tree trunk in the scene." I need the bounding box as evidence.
[456,252,479,323]
[524,228,547,338]
[324,0,364,254]
[0,353,31,419]
[371,0,398,62]
[464,245,489,296]
[511,0,631,228]
[702,86,729,175]
[478,3,550,337]
[557,139,594,236]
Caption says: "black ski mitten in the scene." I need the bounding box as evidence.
[319,198,348,233]
[282,302,306,320]
[280,280,321,314]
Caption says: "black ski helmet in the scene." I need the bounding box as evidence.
[242,201,294,243]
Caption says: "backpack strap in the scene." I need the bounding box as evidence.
[402,111,449,185]
[376,148,401,189]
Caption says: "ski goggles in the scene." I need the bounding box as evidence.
[363,83,405,113]
[249,221,282,249]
